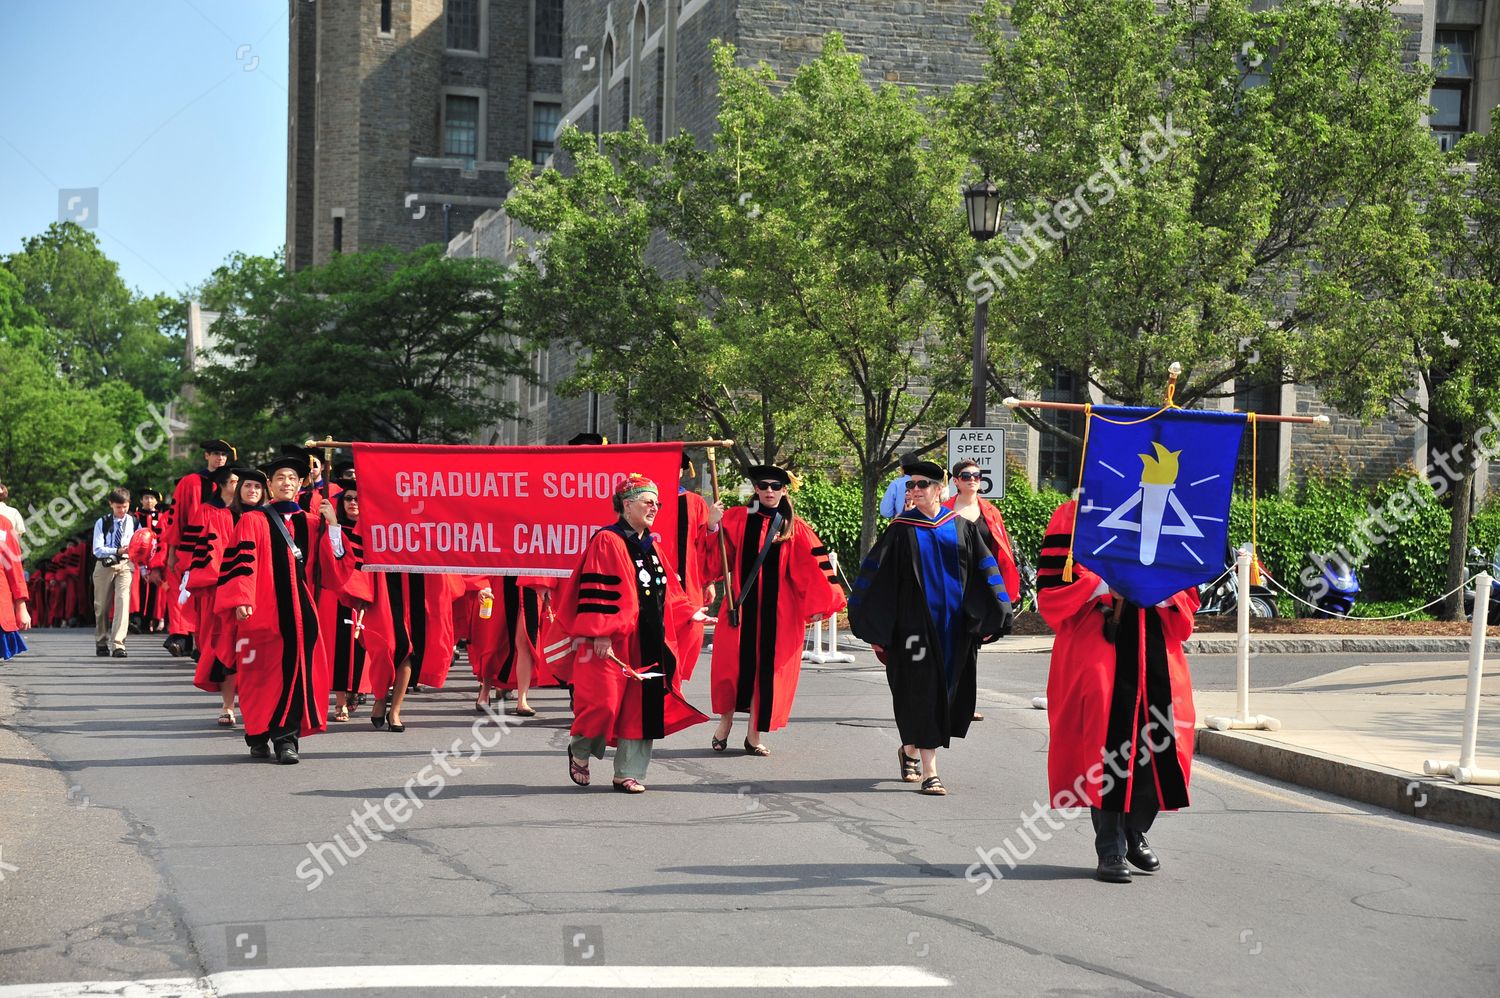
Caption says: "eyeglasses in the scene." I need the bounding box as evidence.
[906,479,939,491]
[755,481,787,492]
[955,471,983,481]
[629,497,661,508]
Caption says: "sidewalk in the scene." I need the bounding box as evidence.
[1194,658,1500,834]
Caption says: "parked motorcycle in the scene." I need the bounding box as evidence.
[1303,557,1361,618]
[1197,547,1278,618]
[1462,544,1500,621]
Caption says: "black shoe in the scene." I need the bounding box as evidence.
[96,644,109,657]
[249,743,271,759]
[387,719,406,733]
[1126,837,1161,873]
[276,744,300,765]
[370,712,387,729]
[112,648,127,658]
[163,635,184,657]
[1096,855,1132,883]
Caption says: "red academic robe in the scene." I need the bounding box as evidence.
[162,471,214,634]
[660,488,715,682]
[1037,501,1199,813]
[942,496,1021,605]
[708,505,846,732]
[468,575,566,690]
[1,527,29,636]
[554,522,705,744]
[362,571,470,696]
[187,501,237,692]
[316,519,373,697]
[215,503,335,741]
[128,510,163,620]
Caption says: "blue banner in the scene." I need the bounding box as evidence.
[1073,406,1247,607]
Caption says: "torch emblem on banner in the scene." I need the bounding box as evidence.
[1093,442,1210,566]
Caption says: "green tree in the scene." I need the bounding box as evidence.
[945,0,1437,429]
[1400,115,1500,619]
[506,37,976,553]
[2,222,181,401]
[191,245,529,452]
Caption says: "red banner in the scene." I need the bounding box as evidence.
[352,442,683,575]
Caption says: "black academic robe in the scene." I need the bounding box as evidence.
[849,509,1012,749]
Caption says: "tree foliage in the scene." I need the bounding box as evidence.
[945,0,1438,426]
[506,36,976,553]
[191,245,528,453]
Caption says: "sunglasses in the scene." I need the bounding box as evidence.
[955,471,984,481]
[905,479,939,490]
[755,480,787,492]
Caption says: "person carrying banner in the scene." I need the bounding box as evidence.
[321,486,374,722]
[556,473,706,793]
[849,461,1013,796]
[664,452,716,682]
[363,568,481,732]
[469,574,558,716]
[705,466,845,756]
[217,452,342,764]
[1036,499,1199,883]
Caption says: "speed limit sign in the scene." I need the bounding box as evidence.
[946,428,1005,498]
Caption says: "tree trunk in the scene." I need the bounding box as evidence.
[1442,466,1475,622]
[860,468,881,560]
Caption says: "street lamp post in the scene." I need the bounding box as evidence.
[963,177,1002,428]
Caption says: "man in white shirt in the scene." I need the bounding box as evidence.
[92,489,137,658]
[0,480,24,537]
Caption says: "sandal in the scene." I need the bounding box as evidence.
[333,705,350,722]
[217,710,235,728]
[743,738,770,757]
[710,736,728,752]
[920,776,947,796]
[612,778,646,794]
[898,748,921,782]
[568,750,590,787]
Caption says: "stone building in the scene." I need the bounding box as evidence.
[285,0,567,270]
[291,1,1500,497]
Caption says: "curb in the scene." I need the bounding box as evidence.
[1194,727,1500,835]
[1183,636,1500,654]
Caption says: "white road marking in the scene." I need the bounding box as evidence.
[0,964,952,996]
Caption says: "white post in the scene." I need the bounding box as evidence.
[822,552,854,663]
[1205,546,1281,732]
[1424,572,1500,784]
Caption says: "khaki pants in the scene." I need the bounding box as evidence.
[92,561,133,651]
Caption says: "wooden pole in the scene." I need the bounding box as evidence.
[1000,399,1330,426]
[706,445,739,628]
[305,438,737,449]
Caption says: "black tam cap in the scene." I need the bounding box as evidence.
[237,468,269,488]
[199,438,235,457]
[899,451,923,472]
[210,464,250,486]
[745,464,792,487]
[137,488,161,501]
[567,432,608,446]
[908,460,945,482]
[332,461,356,485]
[262,452,312,478]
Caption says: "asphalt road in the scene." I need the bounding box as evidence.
[2,629,1497,997]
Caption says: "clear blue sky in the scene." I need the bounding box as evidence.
[0,1,288,299]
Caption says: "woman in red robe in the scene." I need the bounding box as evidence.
[705,465,846,755]
[129,489,164,633]
[186,466,242,725]
[320,487,374,723]
[1,524,31,660]
[217,454,341,765]
[362,568,481,731]
[199,472,268,726]
[556,474,706,793]
[469,575,560,715]
[1036,500,1199,884]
